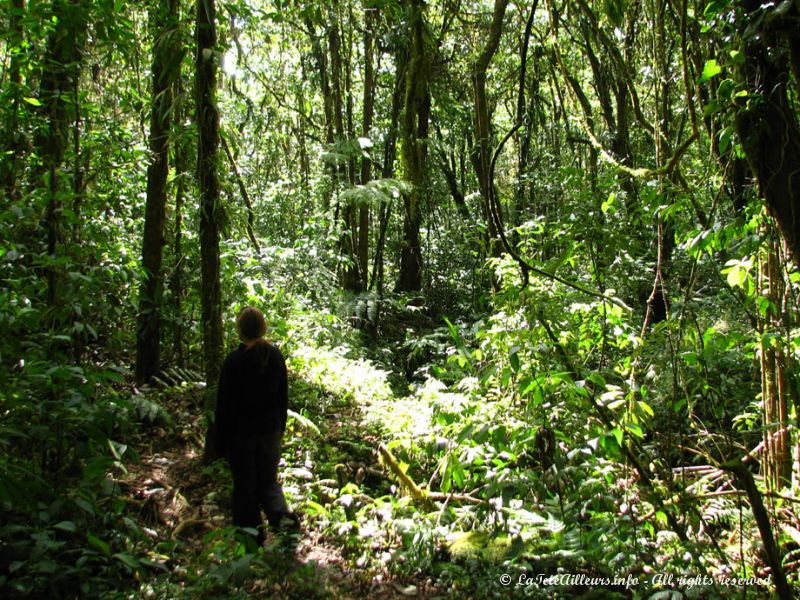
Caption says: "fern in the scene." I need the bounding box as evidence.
[128,395,170,427]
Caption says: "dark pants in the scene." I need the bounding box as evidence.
[226,432,289,537]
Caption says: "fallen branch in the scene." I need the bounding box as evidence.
[427,492,486,506]
[172,518,213,539]
[377,443,435,511]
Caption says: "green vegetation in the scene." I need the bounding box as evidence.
[2,0,800,598]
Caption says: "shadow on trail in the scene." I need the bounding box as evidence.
[123,370,427,598]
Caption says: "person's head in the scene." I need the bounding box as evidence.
[236,306,267,343]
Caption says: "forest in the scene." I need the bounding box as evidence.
[1,0,800,597]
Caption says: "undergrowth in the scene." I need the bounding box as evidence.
[1,240,793,599]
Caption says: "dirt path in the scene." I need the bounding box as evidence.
[121,378,436,599]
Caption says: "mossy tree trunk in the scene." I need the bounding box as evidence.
[471,0,509,261]
[136,0,180,385]
[196,0,224,460]
[396,0,429,293]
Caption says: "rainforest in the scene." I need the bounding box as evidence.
[1,0,800,598]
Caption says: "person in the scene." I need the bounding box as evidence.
[215,306,298,544]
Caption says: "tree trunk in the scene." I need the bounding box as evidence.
[370,56,405,294]
[221,136,261,254]
[438,148,470,221]
[38,0,86,317]
[758,232,792,489]
[358,4,375,290]
[513,1,538,235]
[723,461,794,599]
[328,3,360,292]
[136,0,179,385]
[171,108,187,369]
[303,12,335,210]
[735,0,800,267]
[1,0,26,201]
[196,0,224,459]
[396,0,429,293]
[472,0,509,260]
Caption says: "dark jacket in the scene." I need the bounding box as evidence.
[215,342,288,456]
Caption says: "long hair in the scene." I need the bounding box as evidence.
[236,307,271,367]
[236,306,267,342]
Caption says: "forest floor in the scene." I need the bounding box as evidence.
[120,370,448,599]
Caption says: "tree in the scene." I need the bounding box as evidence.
[735,0,800,266]
[396,0,430,292]
[135,0,181,384]
[358,2,376,290]
[196,0,223,458]
[1,0,26,201]
[471,0,509,260]
[37,0,88,314]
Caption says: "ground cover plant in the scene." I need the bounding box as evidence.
[2,0,800,598]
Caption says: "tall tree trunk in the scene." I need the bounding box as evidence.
[37,0,86,317]
[221,136,261,254]
[735,0,800,267]
[472,0,509,260]
[438,145,470,221]
[303,14,334,147]
[136,0,179,384]
[1,0,26,201]
[196,0,224,459]
[296,63,311,195]
[345,3,357,188]
[513,1,538,235]
[171,113,187,369]
[758,231,792,489]
[371,57,405,294]
[396,0,429,292]
[358,3,375,290]
[329,3,360,292]
[303,13,335,210]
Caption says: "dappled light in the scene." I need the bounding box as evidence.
[2,0,800,599]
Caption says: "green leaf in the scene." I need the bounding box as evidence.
[303,500,330,518]
[87,533,110,556]
[518,376,534,396]
[717,78,734,102]
[138,558,170,573]
[699,59,722,83]
[107,439,127,461]
[74,498,96,515]
[702,100,720,116]
[603,0,625,26]
[625,422,644,439]
[287,409,320,435]
[54,521,77,533]
[726,264,744,287]
[23,97,43,107]
[610,426,623,446]
[113,552,140,571]
[601,192,616,214]
[729,49,744,66]
[231,555,253,585]
[456,423,475,444]
[718,126,733,154]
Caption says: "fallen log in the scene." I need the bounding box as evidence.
[377,443,435,511]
